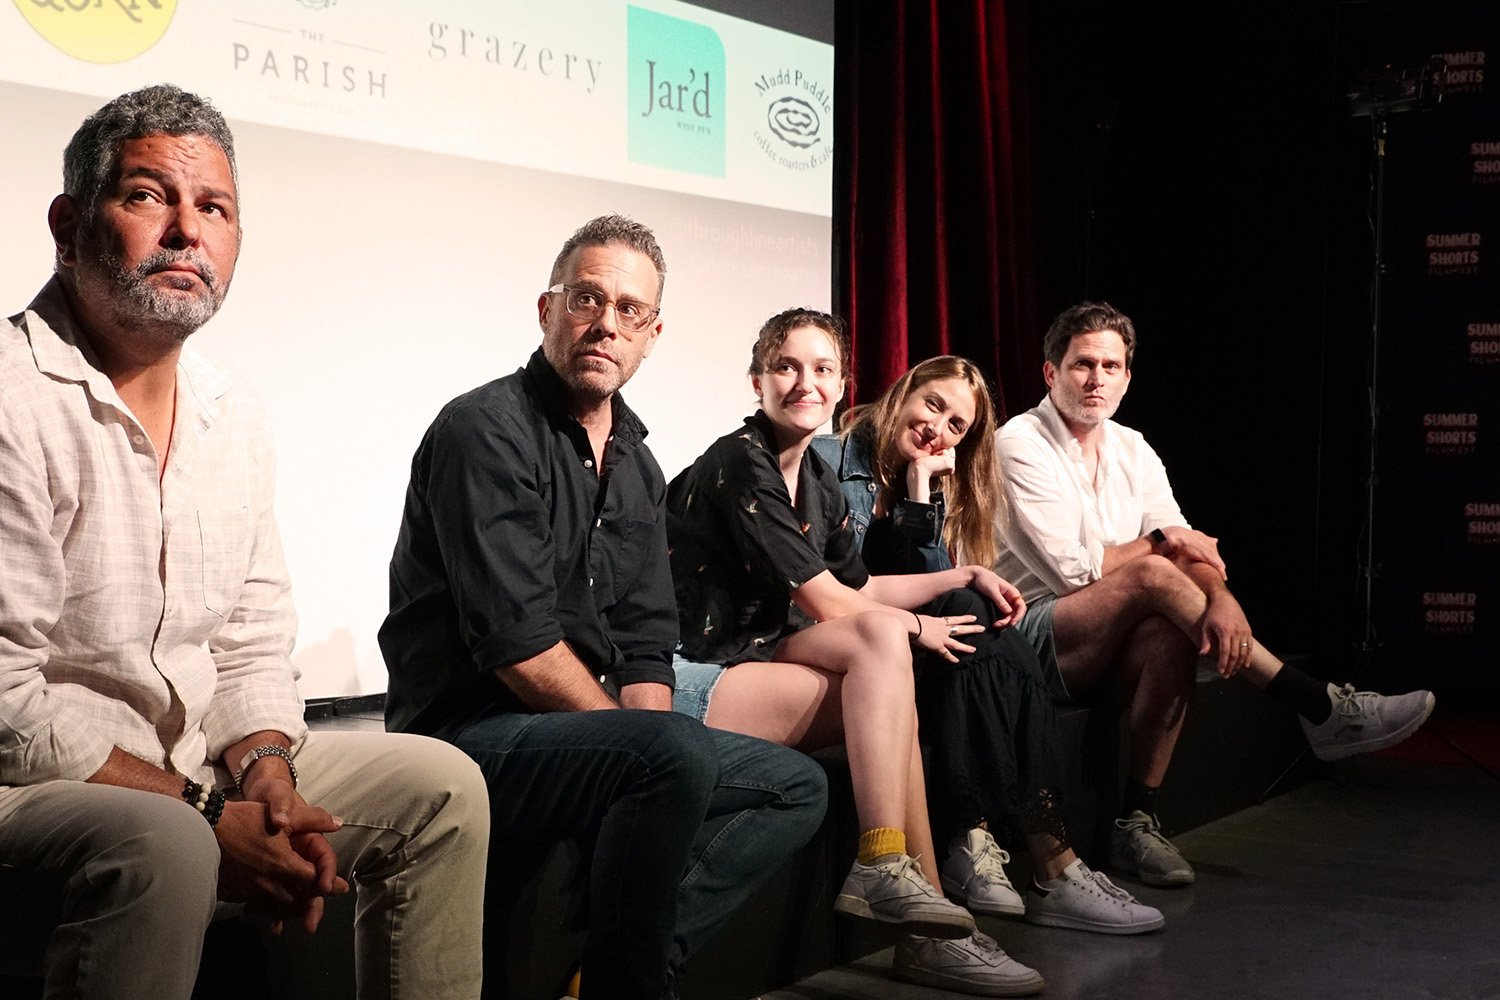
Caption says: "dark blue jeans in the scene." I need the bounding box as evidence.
[450,709,826,1000]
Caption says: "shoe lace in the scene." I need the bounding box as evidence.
[1080,864,1135,902]
[971,835,1013,883]
[1115,811,1173,850]
[887,853,941,892]
[1329,683,1374,718]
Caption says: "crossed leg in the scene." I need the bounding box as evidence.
[702,610,941,885]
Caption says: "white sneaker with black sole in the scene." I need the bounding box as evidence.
[1301,683,1436,761]
[1025,859,1164,935]
[941,828,1026,917]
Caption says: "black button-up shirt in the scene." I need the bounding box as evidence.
[380,351,678,736]
[667,411,869,666]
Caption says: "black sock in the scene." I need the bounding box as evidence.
[1122,779,1160,819]
[1264,662,1333,724]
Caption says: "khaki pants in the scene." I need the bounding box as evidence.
[0,731,489,1000]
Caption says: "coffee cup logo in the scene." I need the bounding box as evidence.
[14,0,178,64]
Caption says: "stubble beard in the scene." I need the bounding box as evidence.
[75,229,224,347]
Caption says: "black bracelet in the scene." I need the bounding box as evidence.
[182,778,228,828]
[910,611,923,643]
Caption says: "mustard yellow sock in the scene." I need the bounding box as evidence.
[857,826,907,863]
[566,969,581,998]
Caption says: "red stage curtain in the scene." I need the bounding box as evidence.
[834,0,1041,416]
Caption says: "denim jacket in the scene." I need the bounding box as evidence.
[810,431,953,574]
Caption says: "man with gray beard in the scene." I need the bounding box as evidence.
[0,85,490,1000]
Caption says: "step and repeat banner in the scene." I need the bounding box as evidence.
[1363,14,1499,690]
[1,0,834,695]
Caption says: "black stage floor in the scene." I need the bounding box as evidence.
[763,754,1500,1000]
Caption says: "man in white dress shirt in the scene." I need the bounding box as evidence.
[996,301,1434,888]
[0,85,488,1000]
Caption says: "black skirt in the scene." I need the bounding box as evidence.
[913,587,1069,847]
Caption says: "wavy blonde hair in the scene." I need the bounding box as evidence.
[840,356,1003,567]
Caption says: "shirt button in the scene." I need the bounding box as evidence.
[595,518,602,528]
[131,433,145,445]
[584,459,594,468]
[867,483,877,493]
[589,577,595,587]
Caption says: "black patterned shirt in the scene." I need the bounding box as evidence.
[667,411,869,665]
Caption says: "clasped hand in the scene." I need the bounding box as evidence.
[216,777,348,934]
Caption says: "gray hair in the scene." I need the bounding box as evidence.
[63,84,237,223]
[548,214,667,303]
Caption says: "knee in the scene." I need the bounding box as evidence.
[928,587,990,620]
[848,611,916,669]
[1124,553,1191,596]
[386,734,493,844]
[780,749,830,817]
[636,711,720,799]
[91,796,220,925]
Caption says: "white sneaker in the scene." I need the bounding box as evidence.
[1302,683,1435,761]
[1025,859,1164,935]
[942,828,1026,916]
[894,930,1044,997]
[834,853,976,939]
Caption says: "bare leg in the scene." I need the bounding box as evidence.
[705,610,918,836]
[1109,616,1197,787]
[1024,834,1078,881]
[903,733,941,887]
[1050,556,1272,786]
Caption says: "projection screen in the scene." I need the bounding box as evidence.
[1,0,835,695]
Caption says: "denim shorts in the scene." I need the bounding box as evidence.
[1014,592,1076,704]
[671,655,729,721]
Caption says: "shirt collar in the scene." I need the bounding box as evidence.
[21,275,231,426]
[838,426,878,479]
[1035,393,1117,464]
[523,348,648,446]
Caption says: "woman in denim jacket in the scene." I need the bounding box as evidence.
[812,357,1163,938]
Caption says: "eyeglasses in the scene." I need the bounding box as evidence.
[548,283,660,334]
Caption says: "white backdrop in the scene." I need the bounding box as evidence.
[1,0,834,696]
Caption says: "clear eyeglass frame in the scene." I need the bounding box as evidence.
[548,283,660,334]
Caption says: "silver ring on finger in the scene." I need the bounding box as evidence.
[948,625,961,637]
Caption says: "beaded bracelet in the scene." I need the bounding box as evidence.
[181,778,228,828]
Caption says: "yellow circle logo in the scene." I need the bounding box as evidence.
[14,0,178,65]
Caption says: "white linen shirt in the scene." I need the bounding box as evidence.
[0,278,305,787]
[995,395,1189,604]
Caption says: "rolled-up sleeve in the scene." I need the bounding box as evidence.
[424,405,566,672]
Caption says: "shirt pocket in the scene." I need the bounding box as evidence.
[197,506,250,618]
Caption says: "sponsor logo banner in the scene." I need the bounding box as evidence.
[0,0,832,216]
[12,0,177,64]
[627,5,725,177]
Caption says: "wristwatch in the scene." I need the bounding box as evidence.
[1148,527,1167,551]
[235,744,299,793]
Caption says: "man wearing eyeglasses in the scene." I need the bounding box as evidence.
[379,215,827,1000]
